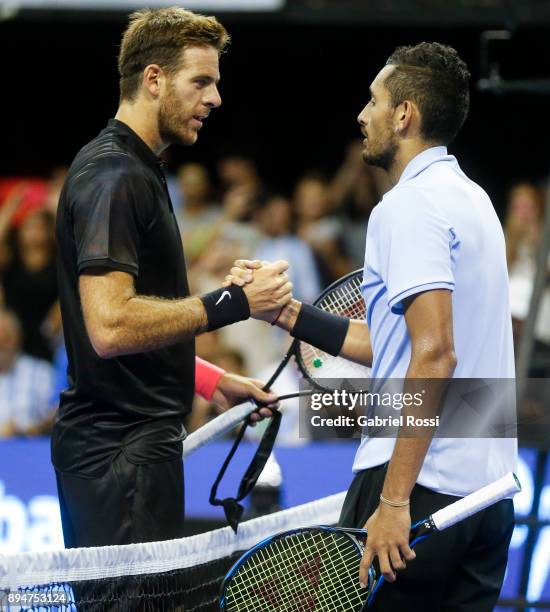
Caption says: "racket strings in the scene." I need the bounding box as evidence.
[298,534,365,611]
[227,536,348,611]
[225,531,367,611]
[320,281,364,317]
[253,538,327,610]
[232,533,365,611]
[299,275,370,382]
[268,534,361,611]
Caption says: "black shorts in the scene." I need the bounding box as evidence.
[55,452,185,548]
[339,464,514,612]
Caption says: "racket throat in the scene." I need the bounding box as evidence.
[410,516,438,541]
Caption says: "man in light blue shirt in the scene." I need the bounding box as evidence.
[353,146,516,487]
[339,42,517,612]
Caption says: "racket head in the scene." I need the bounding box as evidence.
[295,269,371,392]
[219,525,375,611]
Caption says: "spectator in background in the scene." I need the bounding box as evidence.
[188,156,263,294]
[0,186,60,361]
[293,172,353,284]
[44,166,69,215]
[504,182,550,372]
[175,163,221,262]
[217,153,262,197]
[195,329,223,364]
[0,309,55,438]
[214,155,263,252]
[330,140,388,268]
[209,154,264,257]
[253,192,321,303]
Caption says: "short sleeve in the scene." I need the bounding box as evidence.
[377,191,457,314]
[71,161,151,277]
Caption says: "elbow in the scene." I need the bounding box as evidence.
[88,325,120,359]
[442,350,457,375]
[413,344,457,376]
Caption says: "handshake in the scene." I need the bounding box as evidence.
[222,259,294,324]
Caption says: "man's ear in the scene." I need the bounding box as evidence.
[394,100,415,133]
[142,64,163,98]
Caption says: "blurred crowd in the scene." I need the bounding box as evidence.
[0,141,548,440]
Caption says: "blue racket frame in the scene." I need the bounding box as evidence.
[219,525,376,611]
[219,519,435,611]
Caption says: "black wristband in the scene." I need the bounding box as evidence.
[200,285,250,332]
[290,303,350,356]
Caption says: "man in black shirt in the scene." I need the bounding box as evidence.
[53,7,292,548]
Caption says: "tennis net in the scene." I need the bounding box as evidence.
[0,492,345,611]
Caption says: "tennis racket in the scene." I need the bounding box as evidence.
[183,269,369,458]
[219,472,521,611]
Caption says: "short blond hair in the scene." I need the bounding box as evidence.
[118,7,230,102]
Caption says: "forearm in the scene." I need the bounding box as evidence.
[96,294,208,358]
[276,300,372,366]
[382,354,456,501]
[382,438,433,502]
[83,261,290,359]
[340,320,372,366]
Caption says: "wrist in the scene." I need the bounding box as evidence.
[274,299,301,331]
[379,493,410,508]
[200,285,250,332]
[290,303,350,357]
[195,357,226,401]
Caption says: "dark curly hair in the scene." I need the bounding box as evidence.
[384,42,470,145]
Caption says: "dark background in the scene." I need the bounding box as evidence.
[2,4,550,214]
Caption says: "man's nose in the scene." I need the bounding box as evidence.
[205,85,222,109]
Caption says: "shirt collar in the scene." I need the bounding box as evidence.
[397,146,455,185]
[107,118,163,170]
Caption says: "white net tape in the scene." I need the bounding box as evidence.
[0,492,346,590]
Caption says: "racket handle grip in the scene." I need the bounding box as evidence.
[431,472,521,531]
[182,402,255,458]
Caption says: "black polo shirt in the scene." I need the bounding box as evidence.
[52,119,195,477]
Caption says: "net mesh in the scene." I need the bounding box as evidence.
[298,272,372,383]
[0,493,345,612]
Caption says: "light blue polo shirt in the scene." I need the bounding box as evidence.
[353,146,518,496]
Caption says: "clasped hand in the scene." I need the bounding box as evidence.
[223,259,292,323]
